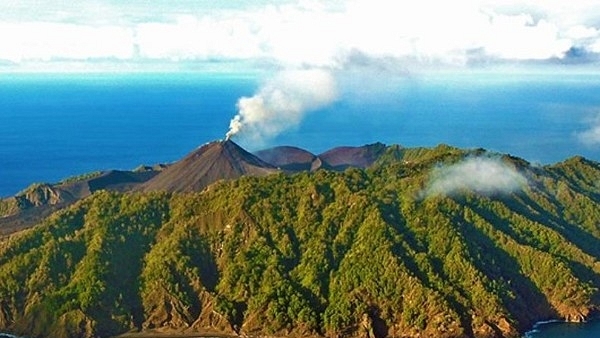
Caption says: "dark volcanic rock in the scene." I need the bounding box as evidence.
[15,183,74,208]
[140,140,278,193]
[254,143,389,172]
[58,170,160,199]
[318,142,387,170]
[86,170,158,192]
[0,170,160,235]
[254,146,318,172]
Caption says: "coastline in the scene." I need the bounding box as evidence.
[522,315,600,338]
[523,319,562,337]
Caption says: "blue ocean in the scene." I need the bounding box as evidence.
[1,71,600,199]
[525,320,600,338]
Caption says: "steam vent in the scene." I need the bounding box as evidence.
[139,140,277,193]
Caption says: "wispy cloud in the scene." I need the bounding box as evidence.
[422,157,528,197]
[577,112,600,146]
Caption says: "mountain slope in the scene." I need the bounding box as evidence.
[318,142,387,170]
[254,145,318,172]
[139,140,277,193]
[0,169,159,235]
[0,145,599,338]
[254,142,389,172]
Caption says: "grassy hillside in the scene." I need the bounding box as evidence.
[0,145,599,338]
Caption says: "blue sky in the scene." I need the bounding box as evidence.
[2,0,600,73]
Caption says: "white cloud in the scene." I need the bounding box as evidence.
[566,25,599,40]
[577,113,600,146]
[0,22,134,62]
[135,15,264,61]
[423,157,528,197]
[2,0,600,71]
[483,14,571,60]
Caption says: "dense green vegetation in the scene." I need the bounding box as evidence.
[0,145,599,338]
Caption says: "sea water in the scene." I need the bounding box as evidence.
[524,320,600,338]
[2,72,600,197]
[0,73,256,197]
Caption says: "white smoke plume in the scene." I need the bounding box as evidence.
[225,69,337,143]
[422,157,528,197]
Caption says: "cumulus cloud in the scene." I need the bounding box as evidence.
[0,22,134,62]
[482,14,571,60]
[577,113,600,146]
[225,69,337,144]
[422,157,529,197]
[134,15,264,61]
[2,0,600,70]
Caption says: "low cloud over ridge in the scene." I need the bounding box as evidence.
[577,112,600,146]
[423,157,528,197]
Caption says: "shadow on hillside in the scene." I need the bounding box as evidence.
[365,305,388,338]
[508,193,600,260]
[377,200,477,338]
[500,193,600,297]
[458,199,557,329]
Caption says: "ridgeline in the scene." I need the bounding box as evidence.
[0,141,600,338]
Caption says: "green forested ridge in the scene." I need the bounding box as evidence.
[0,145,599,338]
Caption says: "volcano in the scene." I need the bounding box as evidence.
[254,142,389,172]
[254,146,319,172]
[139,140,277,193]
[318,142,387,170]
